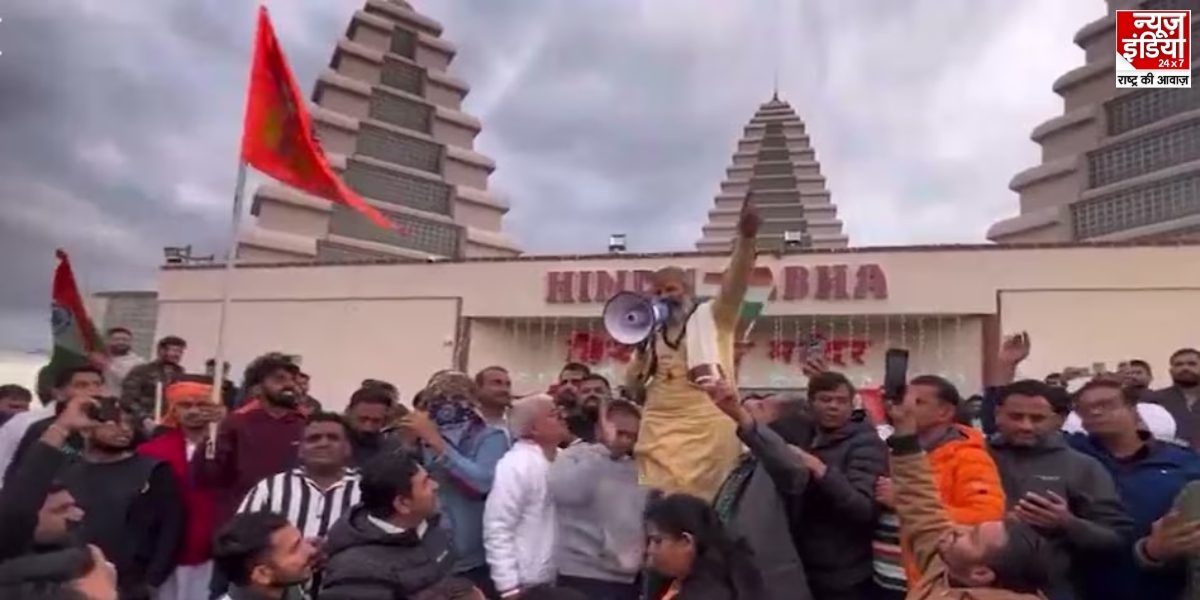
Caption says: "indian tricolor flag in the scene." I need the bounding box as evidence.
[48,250,104,378]
[697,266,775,337]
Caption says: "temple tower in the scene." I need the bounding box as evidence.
[695,95,849,252]
[989,0,1200,243]
[239,0,521,262]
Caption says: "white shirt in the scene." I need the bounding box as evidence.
[105,352,146,396]
[0,405,57,489]
[484,440,557,594]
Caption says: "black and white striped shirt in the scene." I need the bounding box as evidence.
[238,467,361,539]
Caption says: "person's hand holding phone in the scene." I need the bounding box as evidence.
[54,394,99,433]
[887,387,919,437]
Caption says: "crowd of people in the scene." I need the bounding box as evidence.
[0,325,1198,600]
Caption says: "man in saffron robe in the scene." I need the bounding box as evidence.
[625,193,760,499]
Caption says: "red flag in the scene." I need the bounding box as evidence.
[240,6,397,231]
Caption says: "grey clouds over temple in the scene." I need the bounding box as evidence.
[0,0,1099,350]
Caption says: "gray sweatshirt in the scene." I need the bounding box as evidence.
[547,442,648,583]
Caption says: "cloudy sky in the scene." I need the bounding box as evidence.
[0,0,1103,351]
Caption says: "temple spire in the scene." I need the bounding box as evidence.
[694,95,849,251]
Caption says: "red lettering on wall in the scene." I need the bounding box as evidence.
[546,264,889,303]
[768,340,797,363]
[734,341,756,370]
[815,265,850,300]
[854,264,889,300]
[546,271,575,303]
[782,266,809,301]
[595,270,626,301]
[577,271,594,303]
[564,332,635,366]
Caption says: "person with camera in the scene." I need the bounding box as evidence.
[885,386,1053,599]
[0,364,106,488]
[57,397,184,600]
[0,393,94,563]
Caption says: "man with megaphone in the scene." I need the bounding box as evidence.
[619,190,760,500]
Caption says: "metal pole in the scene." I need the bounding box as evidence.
[206,161,248,458]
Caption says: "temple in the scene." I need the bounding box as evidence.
[695,94,849,252]
[238,0,522,262]
[988,0,1200,243]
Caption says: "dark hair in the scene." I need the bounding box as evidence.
[1170,348,1200,363]
[995,380,1052,406]
[361,379,398,393]
[474,366,508,386]
[582,373,611,389]
[296,371,310,380]
[984,520,1053,593]
[1043,386,1073,416]
[643,494,764,597]
[359,451,423,519]
[306,412,351,436]
[1076,376,1129,404]
[559,363,591,378]
[242,353,300,389]
[606,399,642,421]
[0,546,96,588]
[806,371,854,402]
[1128,359,1153,374]
[212,511,293,586]
[412,577,485,600]
[204,358,230,369]
[909,374,961,406]
[157,335,186,350]
[0,384,32,402]
[105,327,132,337]
[1043,372,1063,383]
[349,386,396,410]
[52,365,103,390]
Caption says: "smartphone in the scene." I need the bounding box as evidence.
[882,348,910,403]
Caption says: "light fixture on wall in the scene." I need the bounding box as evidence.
[608,233,627,253]
[783,230,810,250]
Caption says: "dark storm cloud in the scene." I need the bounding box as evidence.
[0,0,1101,350]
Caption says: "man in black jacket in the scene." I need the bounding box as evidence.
[59,400,183,599]
[788,371,887,600]
[320,450,459,600]
[987,379,1133,600]
[0,395,93,562]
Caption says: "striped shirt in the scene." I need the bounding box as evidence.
[238,467,361,539]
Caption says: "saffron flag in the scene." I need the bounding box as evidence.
[48,250,105,379]
[240,5,396,231]
[697,266,775,339]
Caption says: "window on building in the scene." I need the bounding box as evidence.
[1105,69,1200,135]
[380,58,425,96]
[343,160,452,216]
[1072,172,1200,238]
[389,28,417,58]
[368,91,433,135]
[329,205,462,257]
[1089,120,1200,187]
[355,124,443,174]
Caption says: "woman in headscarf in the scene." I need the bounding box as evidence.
[398,371,510,599]
[137,378,224,600]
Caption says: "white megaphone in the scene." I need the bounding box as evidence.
[602,291,670,346]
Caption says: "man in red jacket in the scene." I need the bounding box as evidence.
[138,377,224,600]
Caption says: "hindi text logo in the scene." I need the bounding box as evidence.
[1115,10,1191,89]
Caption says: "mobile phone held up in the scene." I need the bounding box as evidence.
[882,348,910,404]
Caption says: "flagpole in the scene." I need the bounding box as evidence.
[205,161,249,458]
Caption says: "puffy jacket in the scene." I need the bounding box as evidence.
[901,424,1006,581]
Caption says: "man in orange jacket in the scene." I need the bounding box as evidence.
[874,375,1007,590]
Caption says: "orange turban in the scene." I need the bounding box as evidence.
[161,381,214,428]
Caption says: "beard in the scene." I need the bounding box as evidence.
[264,388,299,408]
[1174,376,1200,389]
[564,404,600,444]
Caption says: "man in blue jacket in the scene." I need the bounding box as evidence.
[1066,377,1200,600]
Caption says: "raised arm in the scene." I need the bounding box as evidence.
[710,193,760,327]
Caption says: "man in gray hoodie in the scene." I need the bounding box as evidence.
[548,399,647,600]
[986,379,1134,600]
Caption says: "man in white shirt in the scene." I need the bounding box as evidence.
[484,394,570,598]
[102,327,146,398]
